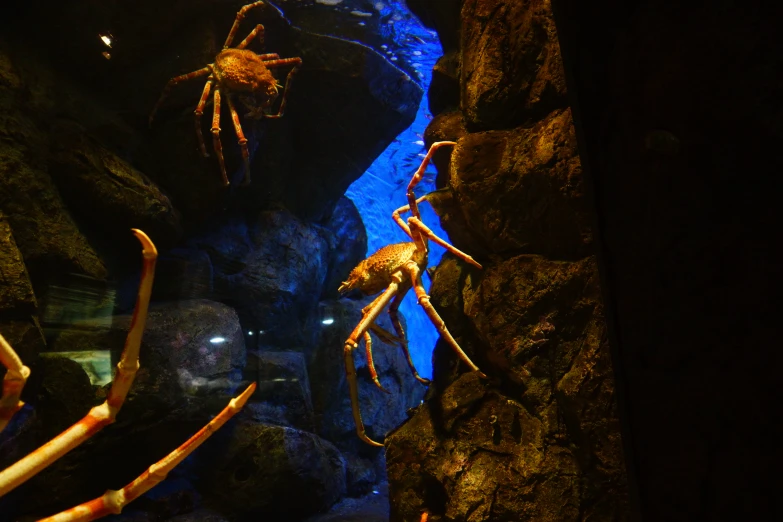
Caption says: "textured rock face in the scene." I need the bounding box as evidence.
[385,0,630,520]
[460,0,568,131]
[188,209,330,348]
[198,422,347,521]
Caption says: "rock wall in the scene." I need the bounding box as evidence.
[384,1,630,520]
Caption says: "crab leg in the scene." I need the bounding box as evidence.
[36,382,256,522]
[406,141,457,222]
[392,195,428,244]
[262,58,302,119]
[236,24,265,50]
[406,263,486,378]
[344,274,403,447]
[223,1,266,48]
[211,88,229,186]
[409,217,482,269]
[0,229,157,498]
[363,332,390,394]
[226,95,252,185]
[148,66,212,127]
[388,289,430,385]
[194,79,214,158]
[0,334,30,433]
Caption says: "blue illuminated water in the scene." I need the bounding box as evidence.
[345,2,445,380]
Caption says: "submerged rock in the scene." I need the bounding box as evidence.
[188,209,330,348]
[198,422,346,521]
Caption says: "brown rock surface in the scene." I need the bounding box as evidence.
[385,0,629,520]
[448,108,592,259]
[460,0,568,130]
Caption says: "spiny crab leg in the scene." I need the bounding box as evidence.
[388,290,431,385]
[223,1,266,49]
[0,334,30,433]
[0,229,157,498]
[406,263,486,378]
[393,201,482,270]
[406,141,457,222]
[344,274,404,447]
[363,332,390,395]
[37,382,257,522]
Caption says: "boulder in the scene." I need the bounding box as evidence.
[444,109,593,260]
[242,350,315,432]
[198,422,346,521]
[460,0,568,130]
[187,209,330,348]
[320,196,368,300]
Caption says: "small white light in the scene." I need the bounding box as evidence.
[209,337,226,344]
[258,330,265,335]
[248,331,253,336]
[322,318,335,325]
[99,34,113,48]
[372,489,379,495]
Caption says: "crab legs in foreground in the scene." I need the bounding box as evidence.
[338,141,487,447]
[0,229,256,521]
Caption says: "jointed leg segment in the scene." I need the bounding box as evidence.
[149,66,212,127]
[406,263,485,378]
[343,275,403,447]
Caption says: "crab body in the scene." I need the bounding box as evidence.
[214,48,278,106]
[340,242,425,296]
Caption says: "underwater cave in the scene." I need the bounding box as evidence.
[1,0,782,521]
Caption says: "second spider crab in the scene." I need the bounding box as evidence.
[149,1,302,187]
[338,141,487,447]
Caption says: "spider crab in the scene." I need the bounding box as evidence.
[338,141,487,447]
[0,229,255,521]
[149,1,302,187]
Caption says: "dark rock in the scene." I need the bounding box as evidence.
[242,350,315,432]
[278,28,423,221]
[415,254,629,520]
[188,209,329,348]
[168,509,230,522]
[151,248,214,302]
[0,48,107,282]
[198,422,346,521]
[320,197,368,300]
[126,477,202,520]
[428,52,461,115]
[306,298,425,454]
[421,109,468,186]
[0,211,37,315]
[0,319,46,372]
[446,108,592,260]
[386,373,582,522]
[303,481,390,522]
[48,119,183,256]
[460,0,568,130]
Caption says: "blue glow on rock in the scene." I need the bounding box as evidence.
[346,3,446,381]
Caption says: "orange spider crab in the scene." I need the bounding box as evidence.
[0,229,255,521]
[149,1,302,187]
[338,141,487,447]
